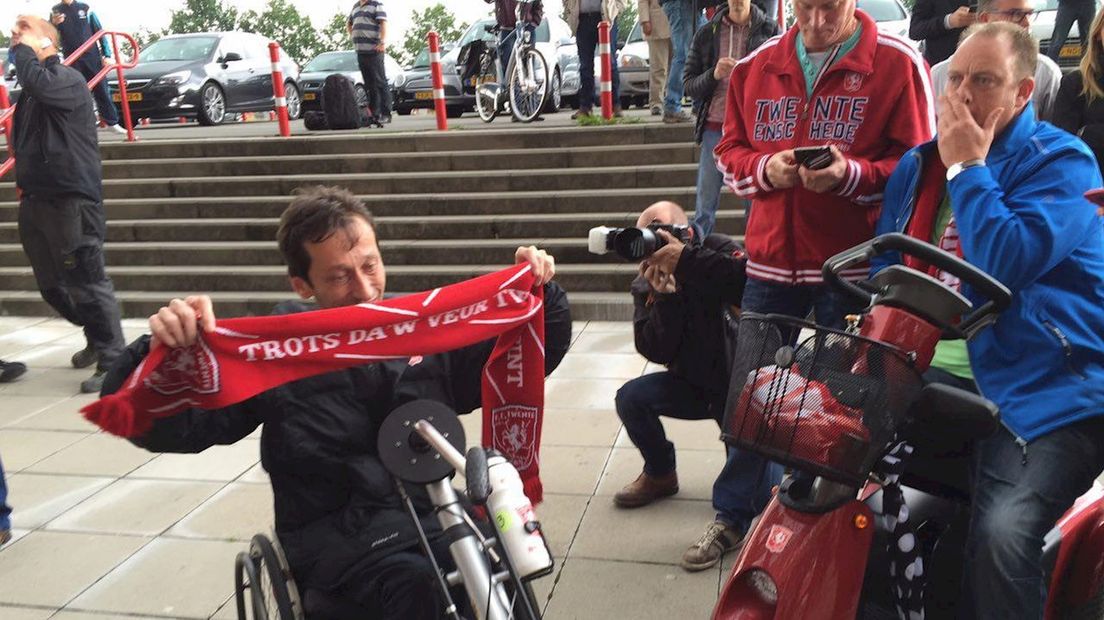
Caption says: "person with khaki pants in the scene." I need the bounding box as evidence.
[639,0,671,115]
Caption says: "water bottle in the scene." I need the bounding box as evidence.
[485,454,553,578]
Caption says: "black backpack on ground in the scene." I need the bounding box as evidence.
[322,74,363,130]
[303,110,328,131]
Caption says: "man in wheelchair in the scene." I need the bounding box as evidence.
[872,23,1104,618]
[101,186,572,618]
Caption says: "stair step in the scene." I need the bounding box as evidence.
[99,143,699,179]
[0,290,634,321]
[0,263,640,294]
[0,187,726,221]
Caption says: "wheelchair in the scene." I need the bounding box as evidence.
[234,400,550,620]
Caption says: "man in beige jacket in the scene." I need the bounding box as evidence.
[639,0,672,115]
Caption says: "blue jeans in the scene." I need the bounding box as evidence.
[695,127,728,235]
[576,13,619,111]
[615,371,782,532]
[0,451,10,532]
[1048,0,1095,63]
[755,0,780,26]
[741,276,860,331]
[663,0,696,113]
[962,417,1104,618]
[497,24,536,81]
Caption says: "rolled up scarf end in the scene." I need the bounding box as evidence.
[81,394,150,438]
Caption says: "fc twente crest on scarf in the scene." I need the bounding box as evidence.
[144,340,221,396]
[492,405,539,469]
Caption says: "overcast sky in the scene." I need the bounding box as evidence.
[0,1,566,44]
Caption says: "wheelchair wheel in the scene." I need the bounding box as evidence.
[247,534,303,620]
[234,550,264,620]
[501,578,542,620]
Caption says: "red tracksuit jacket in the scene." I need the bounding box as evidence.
[714,10,934,284]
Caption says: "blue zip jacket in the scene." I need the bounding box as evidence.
[873,102,1104,443]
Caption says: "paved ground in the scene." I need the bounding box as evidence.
[0,315,733,619]
[94,107,664,143]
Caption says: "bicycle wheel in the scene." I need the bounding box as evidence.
[475,51,500,123]
[508,46,549,123]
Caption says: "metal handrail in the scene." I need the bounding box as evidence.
[0,30,141,180]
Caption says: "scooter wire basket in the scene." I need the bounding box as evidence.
[722,313,924,486]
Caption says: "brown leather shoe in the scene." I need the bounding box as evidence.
[613,471,679,508]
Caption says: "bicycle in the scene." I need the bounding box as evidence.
[466,4,549,123]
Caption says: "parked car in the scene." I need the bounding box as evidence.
[298,50,402,112]
[860,0,913,43]
[393,16,581,117]
[106,32,301,126]
[1035,0,1104,72]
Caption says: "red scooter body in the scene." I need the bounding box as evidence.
[1044,482,1104,618]
[713,494,875,620]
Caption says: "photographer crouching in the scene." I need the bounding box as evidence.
[593,201,783,571]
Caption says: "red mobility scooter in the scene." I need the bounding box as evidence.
[712,233,1104,619]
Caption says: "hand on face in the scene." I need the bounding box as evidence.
[149,296,217,350]
[937,89,1000,167]
[797,145,849,193]
[515,246,556,286]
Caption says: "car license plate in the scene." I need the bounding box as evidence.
[112,92,142,103]
[414,91,433,100]
[1060,43,1082,58]
[303,92,316,101]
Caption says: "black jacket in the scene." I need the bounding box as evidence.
[909,0,970,66]
[11,44,102,203]
[634,232,745,407]
[1054,70,1104,179]
[684,6,780,144]
[103,283,572,592]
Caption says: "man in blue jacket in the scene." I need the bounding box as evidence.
[874,22,1104,618]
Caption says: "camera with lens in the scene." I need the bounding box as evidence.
[588,223,692,261]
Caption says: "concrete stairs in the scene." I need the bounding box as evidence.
[0,124,745,320]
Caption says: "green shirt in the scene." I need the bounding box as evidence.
[795,25,863,98]
[928,193,974,379]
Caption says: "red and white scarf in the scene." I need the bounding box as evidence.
[82,265,548,502]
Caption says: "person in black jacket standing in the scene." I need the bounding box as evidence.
[610,201,783,571]
[910,0,976,65]
[683,0,779,235]
[106,186,571,619]
[10,15,125,394]
[50,1,124,133]
[1054,6,1104,177]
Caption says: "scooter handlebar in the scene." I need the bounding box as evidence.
[414,419,468,472]
[822,233,1012,336]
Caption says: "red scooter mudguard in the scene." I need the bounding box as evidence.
[714,495,875,620]
[1044,483,1104,618]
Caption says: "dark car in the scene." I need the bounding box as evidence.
[298,50,402,112]
[392,43,460,116]
[107,32,301,125]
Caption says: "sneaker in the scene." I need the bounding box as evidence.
[612,106,623,118]
[71,344,97,369]
[679,520,743,572]
[650,104,662,116]
[613,471,679,508]
[0,530,10,547]
[379,115,392,125]
[80,367,108,394]
[0,360,27,383]
[571,108,593,120]
[663,110,692,124]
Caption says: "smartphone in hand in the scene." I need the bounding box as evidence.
[793,145,834,170]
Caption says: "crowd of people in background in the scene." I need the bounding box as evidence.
[3,0,1104,617]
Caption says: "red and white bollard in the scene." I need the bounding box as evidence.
[427,31,448,131]
[598,21,614,121]
[268,42,291,137]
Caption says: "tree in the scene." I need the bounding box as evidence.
[239,0,324,64]
[319,11,352,52]
[390,3,469,66]
[165,0,240,34]
[616,3,639,45]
